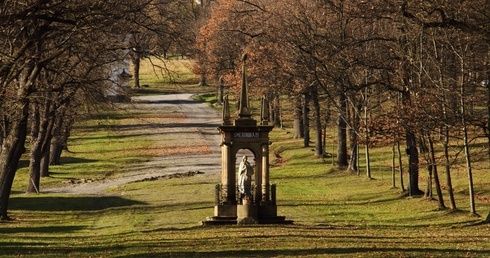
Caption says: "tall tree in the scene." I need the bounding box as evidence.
[129,0,196,88]
[312,84,323,156]
[197,0,489,209]
[0,0,161,220]
[0,0,47,217]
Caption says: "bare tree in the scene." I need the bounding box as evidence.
[129,0,196,88]
[197,0,488,210]
[0,0,164,220]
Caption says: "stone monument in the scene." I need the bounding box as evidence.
[202,54,293,225]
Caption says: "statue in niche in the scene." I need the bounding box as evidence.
[238,156,254,198]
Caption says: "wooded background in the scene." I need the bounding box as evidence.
[1,0,488,220]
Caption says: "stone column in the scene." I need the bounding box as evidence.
[254,155,262,203]
[227,147,236,204]
[220,143,228,202]
[221,143,236,204]
[261,143,270,204]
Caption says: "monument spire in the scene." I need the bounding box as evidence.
[260,95,269,125]
[238,54,251,119]
[223,95,231,125]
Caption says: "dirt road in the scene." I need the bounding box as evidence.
[47,94,222,195]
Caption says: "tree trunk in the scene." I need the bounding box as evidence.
[348,133,358,172]
[441,57,457,210]
[348,101,361,173]
[486,74,490,164]
[427,132,445,210]
[418,132,428,154]
[49,107,71,165]
[312,86,322,156]
[364,96,371,179]
[337,91,348,167]
[392,143,396,188]
[132,53,141,88]
[303,91,310,147]
[425,162,433,199]
[460,71,476,215]
[40,116,55,178]
[218,76,224,104]
[27,101,42,193]
[199,71,207,87]
[0,127,3,154]
[402,89,422,196]
[28,97,55,192]
[397,140,405,192]
[443,125,457,210]
[406,131,423,196]
[293,95,303,139]
[323,118,327,160]
[272,94,281,128]
[49,112,64,165]
[50,140,63,165]
[0,103,29,219]
[1,59,39,219]
[40,145,50,178]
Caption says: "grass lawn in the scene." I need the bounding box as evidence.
[130,57,217,95]
[4,155,489,257]
[1,62,489,257]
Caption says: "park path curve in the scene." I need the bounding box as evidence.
[46,93,222,195]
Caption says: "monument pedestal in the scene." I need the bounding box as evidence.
[202,203,293,225]
[214,204,236,217]
[202,205,237,226]
[259,205,277,218]
[237,205,258,225]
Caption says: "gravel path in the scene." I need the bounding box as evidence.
[46,93,222,195]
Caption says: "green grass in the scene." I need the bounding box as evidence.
[130,57,217,95]
[268,131,488,228]
[138,57,196,84]
[194,92,220,106]
[2,81,490,257]
[13,109,157,192]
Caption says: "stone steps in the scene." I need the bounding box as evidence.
[201,215,293,226]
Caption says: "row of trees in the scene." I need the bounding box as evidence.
[196,0,489,213]
[1,0,487,219]
[0,0,196,220]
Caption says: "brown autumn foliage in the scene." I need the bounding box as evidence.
[196,0,489,204]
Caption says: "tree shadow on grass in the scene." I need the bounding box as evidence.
[134,99,200,105]
[57,156,98,165]
[9,195,146,211]
[118,247,490,257]
[17,159,29,169]
[0,225,85,234]
[0,243,131,257]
